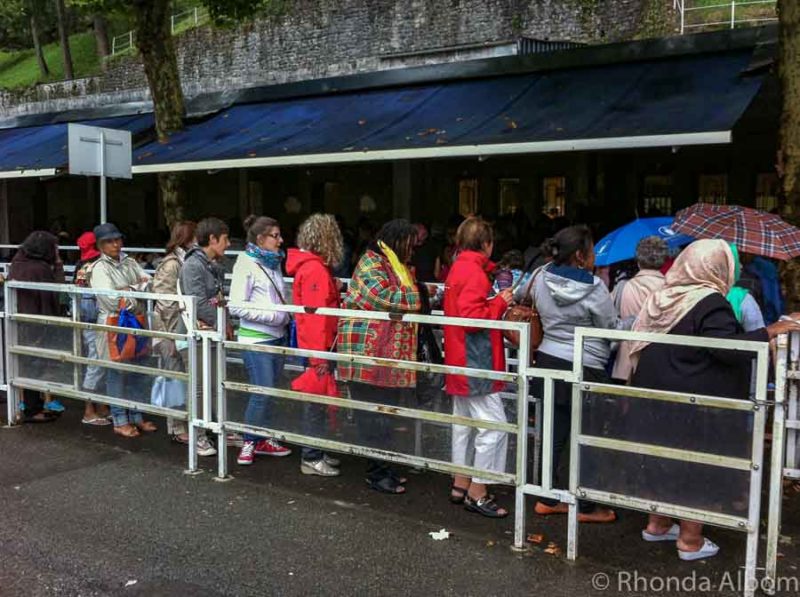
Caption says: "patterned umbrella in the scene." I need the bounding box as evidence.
[672,203,800,260]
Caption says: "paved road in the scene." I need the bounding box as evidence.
[1,399,798,596]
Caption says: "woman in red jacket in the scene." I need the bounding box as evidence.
[444,217,513,518]
[286,213,344,477]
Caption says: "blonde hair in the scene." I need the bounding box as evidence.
[296,213,344,268]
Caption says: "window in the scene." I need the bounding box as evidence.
[498,178,520,215]
[642,175,673,215]
[542,176,566,217]
[756,173,779,212]
[698,174,728,205]
[458,179,478,217]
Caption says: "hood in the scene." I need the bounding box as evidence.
[286,248,325,276]
[186,245,210,262]
[543,264,601,306]
[77,232,100,261]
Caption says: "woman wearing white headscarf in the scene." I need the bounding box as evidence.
[629,239,799,561]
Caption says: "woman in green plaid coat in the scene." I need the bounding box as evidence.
[338,219,421,494]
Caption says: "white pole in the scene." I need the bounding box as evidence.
[99,131,107,224]
[194,7,198,26]
[731,0,736,29]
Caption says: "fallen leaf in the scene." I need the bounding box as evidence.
[429,528,450,541]
[544,542,562,556]
[124,580,138,588]
[527,533,544,544]
[486,540,496,547]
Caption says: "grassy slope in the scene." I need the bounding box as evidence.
[0,31,101,89]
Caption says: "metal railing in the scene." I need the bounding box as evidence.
[2,277,794,594]
[109,5,210,57]
[568,327,770,597]
[3,281,204,471]
[674,0,778,35]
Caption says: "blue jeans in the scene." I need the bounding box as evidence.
[242,336,286,442]
[107,357,150,427]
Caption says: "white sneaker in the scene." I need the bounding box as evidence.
[196,436,217,457]
[301,459,340,477]
[323,454,341,467]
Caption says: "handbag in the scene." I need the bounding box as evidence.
[107,299,150,362]
[502,267,544,364]
[150,376,187,408]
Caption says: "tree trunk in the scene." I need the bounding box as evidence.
[133,0,186,227]
[54,0,74,80]
[29,13,49,77]
[93,14,110,60]
[777,0,800,311]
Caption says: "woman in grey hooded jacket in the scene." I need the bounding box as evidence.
[527,225,622,523]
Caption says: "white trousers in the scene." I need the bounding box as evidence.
[451,392,508,485]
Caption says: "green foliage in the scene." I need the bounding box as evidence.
[0,30,99,88]
[202,0,288,26]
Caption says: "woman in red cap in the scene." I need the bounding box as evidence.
[74,231,111,426]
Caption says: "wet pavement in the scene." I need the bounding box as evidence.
[1,398,799,597]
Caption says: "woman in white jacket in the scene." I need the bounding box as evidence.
[230,215,292,465]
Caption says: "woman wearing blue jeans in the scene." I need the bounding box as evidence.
[229,215,292,465]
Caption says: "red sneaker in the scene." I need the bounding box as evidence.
[237,441,255,465]
[254,438,292,457]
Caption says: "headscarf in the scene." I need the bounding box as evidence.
[378,240,414,287]
[629,239,736,370]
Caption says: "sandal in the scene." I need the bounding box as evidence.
[114,424,140,438]
[136,421,158,433]
[678,537,720,561]
[450,484,469,504]
[22,411,58,424]
[366,476,406,495]
[464,494,508,518]
[171,433,190,445]
[82,416,111,426]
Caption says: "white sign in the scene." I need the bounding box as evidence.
[68,123,132,179]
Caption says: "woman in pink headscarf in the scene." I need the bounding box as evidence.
[629,239,800,561]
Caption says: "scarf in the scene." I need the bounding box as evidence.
[246,242,283,271]
[724,243,745,322]
[378,240,414,287]
[629,239,735,370]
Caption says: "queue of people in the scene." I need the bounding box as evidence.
[8,210,800,563]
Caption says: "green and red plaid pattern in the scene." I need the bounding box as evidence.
[673,203,800,260]
[337,249,421,388]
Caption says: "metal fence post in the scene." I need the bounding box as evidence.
[185,296,200,474]
[215,305,230,480]
[71,292,81,393]
[743,343,769,597]
[731,0,736,29]
[765,333,789,594]
[566,330,584,561]
[513,324,531,550]
[3,283,18,425]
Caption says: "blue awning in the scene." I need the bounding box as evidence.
[131,48,764,173]
[0,114,153,178]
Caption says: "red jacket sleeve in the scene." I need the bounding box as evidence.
[295,263,339,364]
[457,268,507,331]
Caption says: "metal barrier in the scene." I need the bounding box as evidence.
[765,332,800,593]
[3,281,206,471]
[2,277,791,591]
[569,327,770,597]
[216,300,534,547]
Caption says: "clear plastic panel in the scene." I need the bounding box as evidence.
[581,390,755,459]
[579,445,751,517]
[17,320,72,352]
[224,343,519,478]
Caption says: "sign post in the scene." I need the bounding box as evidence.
[68,124,132,224]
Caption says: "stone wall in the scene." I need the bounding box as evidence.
[0,0,676,117]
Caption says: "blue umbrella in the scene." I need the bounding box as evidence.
[594,217,694,267]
